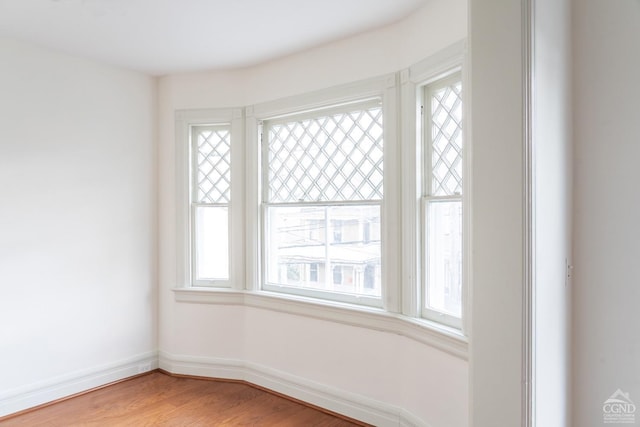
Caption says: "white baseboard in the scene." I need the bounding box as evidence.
[0,351,158,418]
[1,351,431,427]
[159,351,431,427]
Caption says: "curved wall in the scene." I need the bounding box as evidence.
[157,1,467,426]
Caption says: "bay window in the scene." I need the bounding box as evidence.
[174,43,468,342]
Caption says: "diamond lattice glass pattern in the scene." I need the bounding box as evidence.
[267,105,383,203]
[195,127,231,203]
[431,81,463,196]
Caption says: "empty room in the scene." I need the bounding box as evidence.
[1,0,638,426]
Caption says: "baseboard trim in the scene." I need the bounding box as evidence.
[0,351,158,419]
[1,351,432,427]
[159,351,431,427]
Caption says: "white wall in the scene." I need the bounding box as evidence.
[0,37,157,416]
[469,2,575,425]
[573,1,640,426]
[158,1,468,426]
[533,0,572,425]
[468,1,525,426]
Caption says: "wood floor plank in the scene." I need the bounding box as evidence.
[0,372,368,426]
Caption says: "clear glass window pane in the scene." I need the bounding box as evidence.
[194,206,229,281]
[426,200,462,317]
[265,205,381,297]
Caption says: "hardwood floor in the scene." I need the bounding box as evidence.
[0,371,368,426]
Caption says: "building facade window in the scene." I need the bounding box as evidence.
[332,219,343,243]
[332,265,343,285]
[261,99,384,304]
[310,263,319,282]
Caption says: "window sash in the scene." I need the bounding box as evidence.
[423,73,463,198]
[259,96,387,306]
[192,125,231,204]
[191,202,230,286]
[261,99,384,204]
[190,123,232,287]
[261,201,382,307]
[421,196,463,328]
[421,72,464,327]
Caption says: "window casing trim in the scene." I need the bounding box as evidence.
[175,108,245,289]
[247,74,401,312]
[259,99,385,307]
[421,71,464,328]
[399,40,469,333]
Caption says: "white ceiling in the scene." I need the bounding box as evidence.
[0,0,428,76]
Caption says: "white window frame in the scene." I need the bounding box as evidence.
[175,108,245,289]
[400,40,469,332]
[260,99,383,307]
[246,75,400,310]
[421,72,464,328]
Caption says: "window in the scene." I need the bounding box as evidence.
[332,220,343,243]
[310,263,319,282]
[364,264,376,289]
[422,72,463,327]
[332,265,343,285]
[363,221,371,244]
[191,125,231,285]
[176,108,243,289]
[261,99,384,305]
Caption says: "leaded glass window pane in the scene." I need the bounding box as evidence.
[195,127,231,204]
[430,81,462,196]
[266,104,383,203]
